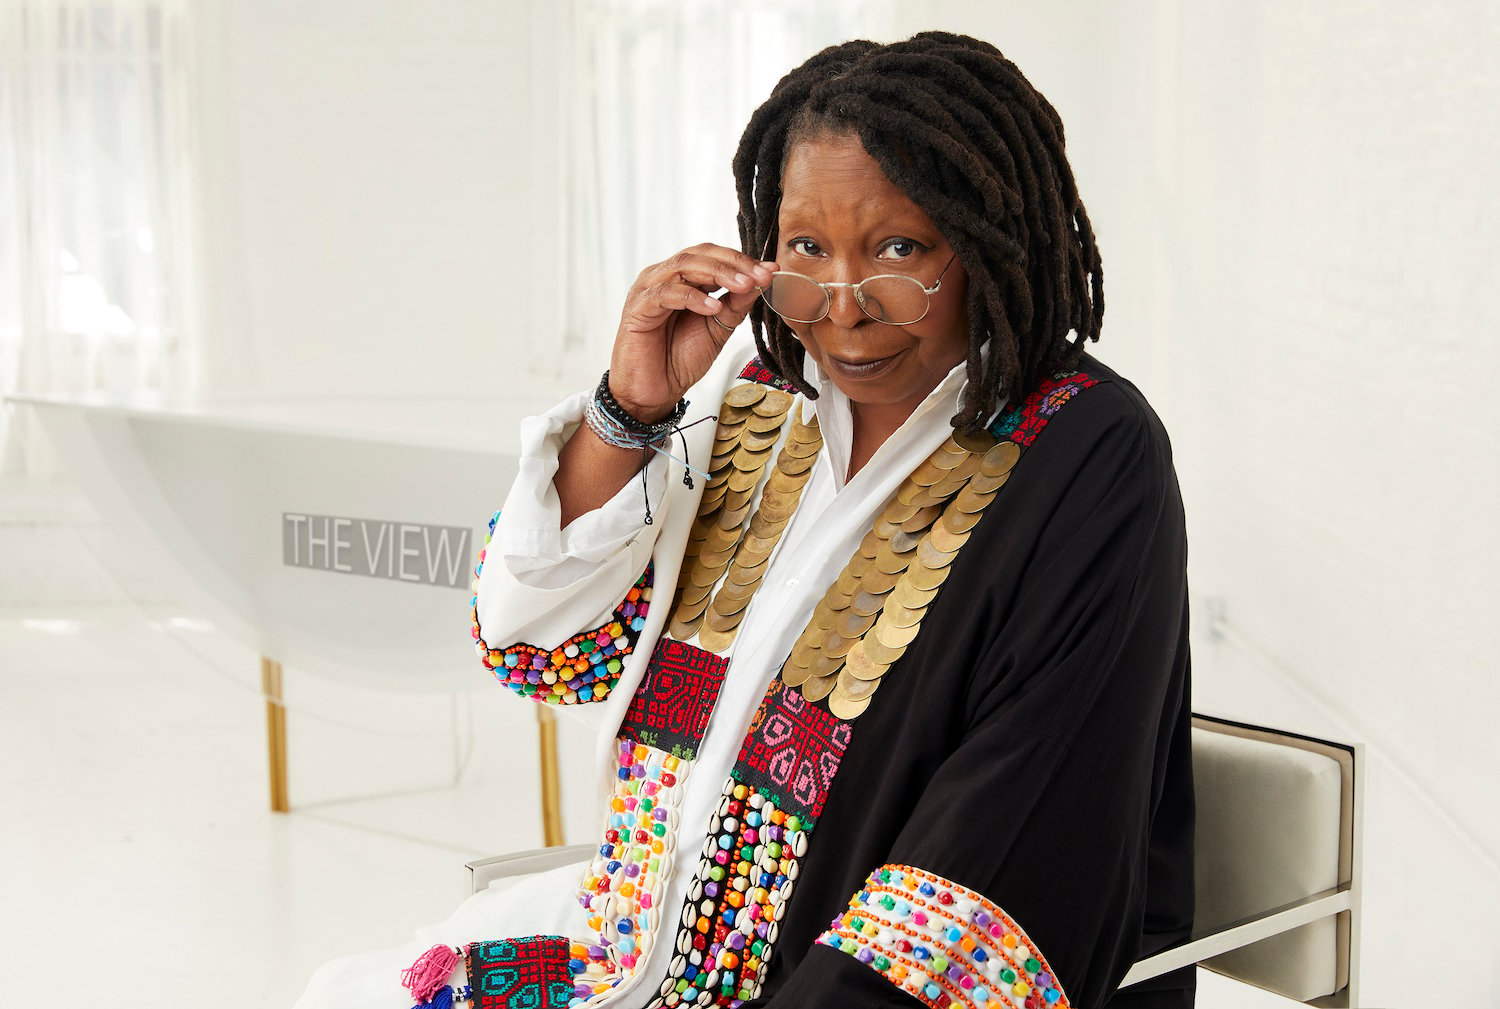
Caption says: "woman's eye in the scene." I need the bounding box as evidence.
[788,238,822,257]
[878,240,919,260]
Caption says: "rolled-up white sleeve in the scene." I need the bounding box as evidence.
[475,389,670,653]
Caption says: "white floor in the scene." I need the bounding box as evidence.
[0,475,1475,1007]
[0,475,606,1007]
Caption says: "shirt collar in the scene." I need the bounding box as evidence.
[801,352,981,491]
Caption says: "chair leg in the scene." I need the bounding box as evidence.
[261,656,289,813]
[536,704,564,846]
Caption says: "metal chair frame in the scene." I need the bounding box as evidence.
[467,714,1364,1006]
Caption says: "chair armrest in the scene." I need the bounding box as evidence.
[1120,884,1353,989]
[467,843,594,894]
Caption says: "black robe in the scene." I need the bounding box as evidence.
[472,354,1194,1009]
[749,356,1195,1008]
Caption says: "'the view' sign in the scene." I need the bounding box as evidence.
[282,512,471,589]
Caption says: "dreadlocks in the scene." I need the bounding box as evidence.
[733,31,1103,433]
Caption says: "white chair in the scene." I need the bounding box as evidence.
[468,714,1363,1006]
[1120,715,1363,1006]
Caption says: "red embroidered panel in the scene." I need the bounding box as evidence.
[737,356,799,393]
[467,937,574,1009]
[619,638,728,761]
[734,679,851,819]
[989,372,1099,448]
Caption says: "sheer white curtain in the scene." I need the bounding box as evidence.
[0,0,199,478]
[558,0,896,365]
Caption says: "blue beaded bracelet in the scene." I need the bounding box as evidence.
[585,370,687,449]
[584,370,694,523]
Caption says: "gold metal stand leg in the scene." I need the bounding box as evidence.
[261,656,290,813]
[536,704,564,846]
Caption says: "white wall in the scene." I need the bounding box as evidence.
[189,0,570,405]
[908,1,1499,1002]
[180,1,1498,1000]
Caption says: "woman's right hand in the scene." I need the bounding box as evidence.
[607,244,777,422]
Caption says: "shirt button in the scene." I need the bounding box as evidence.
[786,578,799,589]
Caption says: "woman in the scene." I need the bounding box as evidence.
[298,31,1193,1009]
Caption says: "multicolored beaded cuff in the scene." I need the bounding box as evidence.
[818,865,1070,1009]
[574,740,690,978]
[644,777,812,1007]
[470,509,653,704]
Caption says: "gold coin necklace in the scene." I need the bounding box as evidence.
[666,378,1023,724]
[668,383,821,648]
[782,437,1021,719]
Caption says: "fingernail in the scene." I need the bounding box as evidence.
[733,272,751,287]
[760,261,778,272]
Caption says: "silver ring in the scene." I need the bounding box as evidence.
[711,315,737,333]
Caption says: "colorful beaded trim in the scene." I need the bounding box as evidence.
[471,509,653,704]
[568,742,681,1000]
[645,775,812,1007]
[818,865,1070,1009]
[564,639,728,1004]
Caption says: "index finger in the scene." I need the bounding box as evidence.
[679,243,776,285]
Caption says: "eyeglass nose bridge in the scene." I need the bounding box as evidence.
[820,280,866,321]
[819,277,930,325]
[763,252,956,326]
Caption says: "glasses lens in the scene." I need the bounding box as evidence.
[765,274,829,323]
[856,276,929,325]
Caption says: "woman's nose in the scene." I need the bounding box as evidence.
[824,281,867,328]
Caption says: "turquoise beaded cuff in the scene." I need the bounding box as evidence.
[817,865,1070,1009]
[470,508,653,704]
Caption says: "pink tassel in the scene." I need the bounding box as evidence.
[401,945,459,1004]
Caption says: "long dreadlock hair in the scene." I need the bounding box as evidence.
[733,31,1103,433]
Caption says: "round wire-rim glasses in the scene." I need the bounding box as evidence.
[759,252,958,326]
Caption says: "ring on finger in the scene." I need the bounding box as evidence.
[711,315,736,333]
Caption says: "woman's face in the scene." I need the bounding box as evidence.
[775,133,969,426]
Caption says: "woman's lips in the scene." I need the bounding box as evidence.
[825,351,902,381]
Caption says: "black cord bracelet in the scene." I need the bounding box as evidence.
[595,370,688,438]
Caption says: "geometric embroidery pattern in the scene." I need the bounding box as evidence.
[619,638,728,761]
[736,355,800,394]
[734,679,852,820]
[988,371,1099,448]
[466,937,574,1009]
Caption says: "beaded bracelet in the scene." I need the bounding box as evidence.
[586,370,695,525]
[587,370,688,449]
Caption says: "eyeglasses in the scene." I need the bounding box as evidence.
[760,253,957,325]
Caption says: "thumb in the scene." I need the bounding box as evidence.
[716,287,762,326]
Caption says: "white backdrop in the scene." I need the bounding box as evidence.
[23,0,1495,1002]
[0,0,200,478]
[906,2,1500,1002]
[559,0,895,360]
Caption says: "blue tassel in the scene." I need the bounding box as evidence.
[410,986,454,1009]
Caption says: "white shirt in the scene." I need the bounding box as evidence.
[475,329,975,1005]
